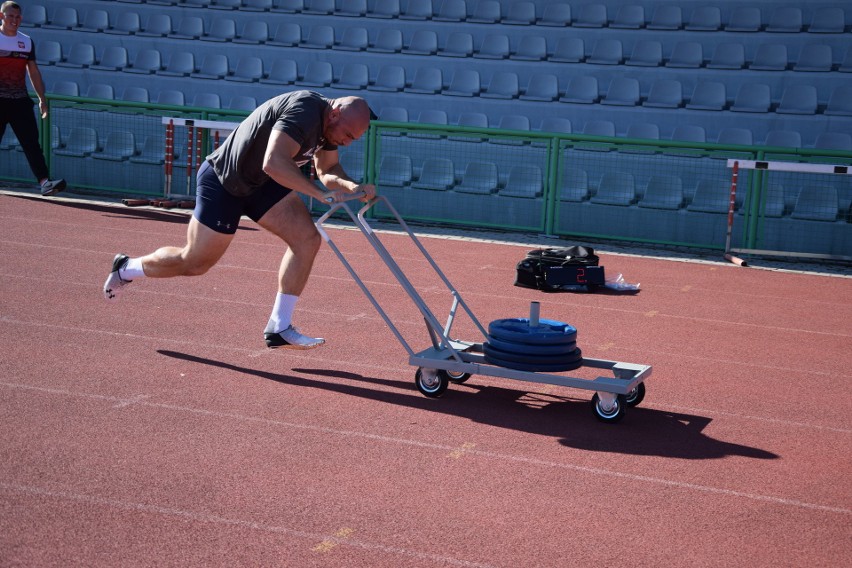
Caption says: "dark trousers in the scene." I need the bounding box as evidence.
[0,97,49,182]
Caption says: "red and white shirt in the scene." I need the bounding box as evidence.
[0,31,34,99]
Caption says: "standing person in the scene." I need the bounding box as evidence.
[0,1,65,195]
[103,91,376,350]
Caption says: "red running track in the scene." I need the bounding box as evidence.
[1,192,850,567]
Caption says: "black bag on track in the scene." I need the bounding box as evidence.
[514,246,606,292]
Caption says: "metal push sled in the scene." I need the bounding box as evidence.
[315,195,652,423]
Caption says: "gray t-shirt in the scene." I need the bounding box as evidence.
[207,91,337,197]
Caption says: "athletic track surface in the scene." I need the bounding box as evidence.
[1,191,850,567]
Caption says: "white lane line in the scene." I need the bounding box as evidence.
[0,481,494,568]
[2,380,849,516]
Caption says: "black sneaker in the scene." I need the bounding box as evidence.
[103,254,132,300]
[40,178,67,196]
[265,325,325,350]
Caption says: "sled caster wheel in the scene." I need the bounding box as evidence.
[591,393,627,424]
[441,370,471,384]
[416,368,448,398]
[624,383,646,407]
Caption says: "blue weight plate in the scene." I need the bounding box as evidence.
[486,336,577,356]
[484,352,584,373]
[484,343,582,366]
[488,318,577,345]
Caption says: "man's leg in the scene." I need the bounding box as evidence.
[7,98,64,194]
[256,192,324,349]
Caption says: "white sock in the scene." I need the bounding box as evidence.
[120,257,146,280]
[265,293,298,334]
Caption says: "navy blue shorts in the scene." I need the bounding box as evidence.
[194,161,292,235]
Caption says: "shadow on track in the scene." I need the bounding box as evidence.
[158,349,778,461]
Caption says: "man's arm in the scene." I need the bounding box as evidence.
[262,129,330,200]
[26,60,48,119]
[314,149,375,199]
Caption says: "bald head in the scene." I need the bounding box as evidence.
[324,97,373,146]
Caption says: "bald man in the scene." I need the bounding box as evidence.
[103,91,376,349]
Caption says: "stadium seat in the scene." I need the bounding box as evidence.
[539,117,572,135]
[404,67,444,94]
[764,130,802,148]
[688,180,729,213]
[130,135,167,165]
[170,16,204,39]
[52,81,79,97]
[333,27,368,51]
[138,14,173,37]
[444,69,481,97]
[91,46,128,71]
[159,52,195,77]
[119,87,149,103]
[501,165,543,198]
[511,35,547,61]
[400,0,434,20]
[559,168,589,202]
[592,172,635,205]
[368,0,400,18]
[725,7,762,32]
[227,96,257,111]
[434,0,467,22]
[647,5,682,30]
[666,41,703,68]
[379,106,408,122]
[294,60,332,87]
[686,81,727,111]
[203,18,237,42]
[54,127,98,156]
[767,7,803,32]
[468,0,501,23]
[611,5,645,29]
[503,2,536,25]
[825,86,852,116]
[793,44,833,72]
[378,155,413,187]
[539,3,571,26]
[412,158,455,191]
[574,4,607,28]
[209,0,242,9]
[403,30,438,55]
[685,6,721,31]
[716,128,753,146]
[496,114,530,132]
[339,149,365,181]
[621,123,659,154]
[22,4,47,27]
[333,63,370,90]
[791,186,839,221]
[601,77,640,106]
[639,175,684,209]
[730,83,771,113]
[839,47,852,73]
[57,43,95,68]
[79,9,109,33]
[814,132,852,151]
[474,34,510,59]
[587,39,622,65]
[550,37,585,63]
[191,54,229,79]
[44,7,78,30]
[808,7,845,33]
[92,131,136,161]
[225,56,264,83]
[123,49,162,75]
[261,58,298,85]
[671,125,706,143]
[749,44,789,71]
[707,43,745,69]
[104,11,140,35]
[626,40,662,66]
[303,0,334,15]
[560,75,599,104]
[438,32,474,57]
[242,0,273,10]
[775,85,818,115]
[455,161,499,194]
[367,29,402,53]
[270,0,302,12]
[36,40,62,66]
[234,21,269,44]
[456,112,489,128]
[481,71,519,99]
[302,25,334,49]
[644,79,683,108]
[268,23,301,46]
[191,93,221,109]
[368,65,406,92]
[155,90,185,106]
[519,74,559,101]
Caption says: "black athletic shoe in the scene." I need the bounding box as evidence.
[103,254,132,301]
[265,326,325,350]
[40,178,67,196]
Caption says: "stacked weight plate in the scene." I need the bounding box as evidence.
[484,318,583,372]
